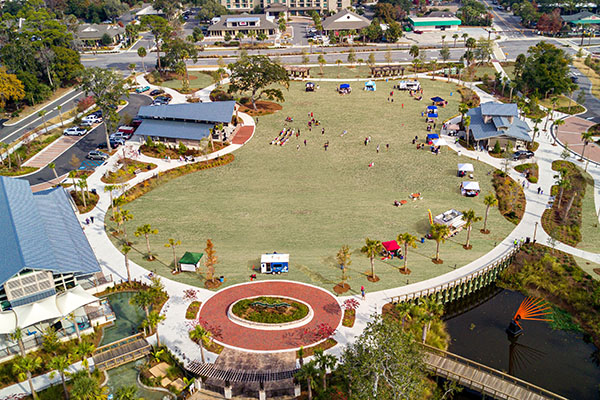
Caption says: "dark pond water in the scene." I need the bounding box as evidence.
[445,289,600,400]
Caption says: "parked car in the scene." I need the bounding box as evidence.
[87,150,108,160]
[81,115,102,125]
[90,110,103,117]
[136,85,151,93]
[110,131,129,141]
[150,89,165,96]
[414,30,423,34]
[513,150,534,160]
[97,139,125,149]
[63,127,87,136]
[131,118,143,129]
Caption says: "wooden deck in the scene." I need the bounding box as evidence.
[421,344,567,400]
[93,333,152,371]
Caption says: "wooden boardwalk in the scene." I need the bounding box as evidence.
[93,333,152,371]
[421,344,567,400]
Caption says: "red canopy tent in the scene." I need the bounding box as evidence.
[382,240,400,252]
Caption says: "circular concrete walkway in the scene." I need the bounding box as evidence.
[198,281,342,352]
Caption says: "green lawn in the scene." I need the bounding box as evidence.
[573,255,600,281]
[160,71,215,92]
[578,171,600,252]
[109,79,514,294]
[312,65,374,79]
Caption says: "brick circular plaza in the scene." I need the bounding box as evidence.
[197,281,342,352]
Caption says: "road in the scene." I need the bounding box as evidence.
[24,94,151,185]
[0,90,85,144]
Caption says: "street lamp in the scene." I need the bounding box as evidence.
[533,221,538,242]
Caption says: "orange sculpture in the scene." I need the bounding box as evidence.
[512,297,552,329]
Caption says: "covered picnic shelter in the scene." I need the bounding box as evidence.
[179,252,204,272]
[285,66,311,78]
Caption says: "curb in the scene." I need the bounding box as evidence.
[3,89,78,127]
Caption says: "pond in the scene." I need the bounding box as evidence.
[445,289,600,399]
[105,360,173,400]
[101,292,145,345]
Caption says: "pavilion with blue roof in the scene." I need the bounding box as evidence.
[465,102,532,151]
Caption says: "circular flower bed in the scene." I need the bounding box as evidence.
[231,296,309,324]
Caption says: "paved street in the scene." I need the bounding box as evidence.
[23,93,151,185]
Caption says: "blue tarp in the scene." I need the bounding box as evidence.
[427,105,438,110]
[340,83,350,89]
[427,113,438,118]
[431,96,445,102]
[427,133,439,140]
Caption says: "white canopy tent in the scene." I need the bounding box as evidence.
[458,163,474,172]
[56,285,99,316]
[13,295,63,329]
[461,181,481,196]
[0,312,17,334]
[433,138,448,146]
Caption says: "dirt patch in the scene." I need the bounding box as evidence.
[399,268,412,275]
[204,279,223,289]
[594,268,600,276]
[432,258,444,264]
[238,100,282,116]
[463,244,473,250]
[480,229,490,234]
[366,274,380,282]
[333,282,350,294]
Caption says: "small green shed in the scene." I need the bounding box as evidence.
[179,252,203,272]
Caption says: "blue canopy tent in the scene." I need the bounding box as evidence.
[338,83,351,94]
[364,81,376,91]
[427,105,438,111]
[340,83,350,89]
[427,113,438,118]
[431,96,445,102]
[427,133,439,140]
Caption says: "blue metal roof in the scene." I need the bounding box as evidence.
[0,177,100,286]
[135,119,213,141]
[137,102,235,124]
[480,102,518,117]
[492,116,511,129]
[467,107,532,142]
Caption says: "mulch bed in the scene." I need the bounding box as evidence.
[70,191,99,214]
[594,268,600,276]
[238,100,282,116]
[366,274,380,282]
[399,268,412,275]
[333,282,350,294]
[100,158,157,184]
[297,338,337,358]
[432,258,444,264]
[186,301,202,319]
[492,170,525,225]
[205,279,223,289]
[342,309,355,327]
[514,163,539,183]
[541,160,587,246]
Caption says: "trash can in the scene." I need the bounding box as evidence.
[421,237,425,243]
[219,276,224,283]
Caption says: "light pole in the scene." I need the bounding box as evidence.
[533,221,538,242]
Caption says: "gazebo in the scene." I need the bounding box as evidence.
[431,96,447,106]
[179,252,204,272]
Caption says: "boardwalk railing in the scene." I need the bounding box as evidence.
[420,343,568,400]
[93,333,151,371]
[388,242,523,305]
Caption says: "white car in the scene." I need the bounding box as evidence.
[63,127,87,136]
[109,132,128,141]
[82,115,102,124]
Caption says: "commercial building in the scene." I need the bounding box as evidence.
[207,14,277,37]
[134,101,237,148]
[561,11,600,26]
[220,0,350,16]
[0,177,112,359]
[465,102,532,151]
[321,9,370,33]
[408,12,461,31]
[75,23,125,46]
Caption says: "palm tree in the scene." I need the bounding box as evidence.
[361,238,383,280]
[441,34,446,46]
[49,354,72,400]
[554,167,570,207]
[0,142,11,169]
[458,103,469,124]
[13,355,43,399]
[121,244,132,282]
[134,224,158,260]
[70,369,108,400]
[462,32,469,46]
[452,33,459,47]
[115,385,138,400]
[461,209,482,249]
[116,209,134,244]
[430,223,450,263]
[48,162,58,180]
[165,238,181,272]
[409,45,419,61]
[137,46,147,72]
[41,326,60,355]
[143,311,166,347]
[104,184,121,221]
[38,110,48,133]
[313,349,337,391]
[295,360,319,400]
[10,327,26,356]
[57,105,64,127]
[335,244,352,282]
[396,232,417,274]
[482,193,498,233]
[395,302,413,330]
[130,290,153,319]
[77,180,87,208]
[553,119,565,145]
[68,312,82,342]
[75,340,95,376]
[189,325,212,363]
[463,115,471,148]
[419,298,443,344]
[581,130,594,170]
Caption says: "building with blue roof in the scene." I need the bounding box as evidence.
[135,101,237,148]
[465,102,532,151]
[0,176,101,310]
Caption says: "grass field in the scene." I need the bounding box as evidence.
[109,79,514,294]
[577,169,600,252]
[160,71,215,92]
